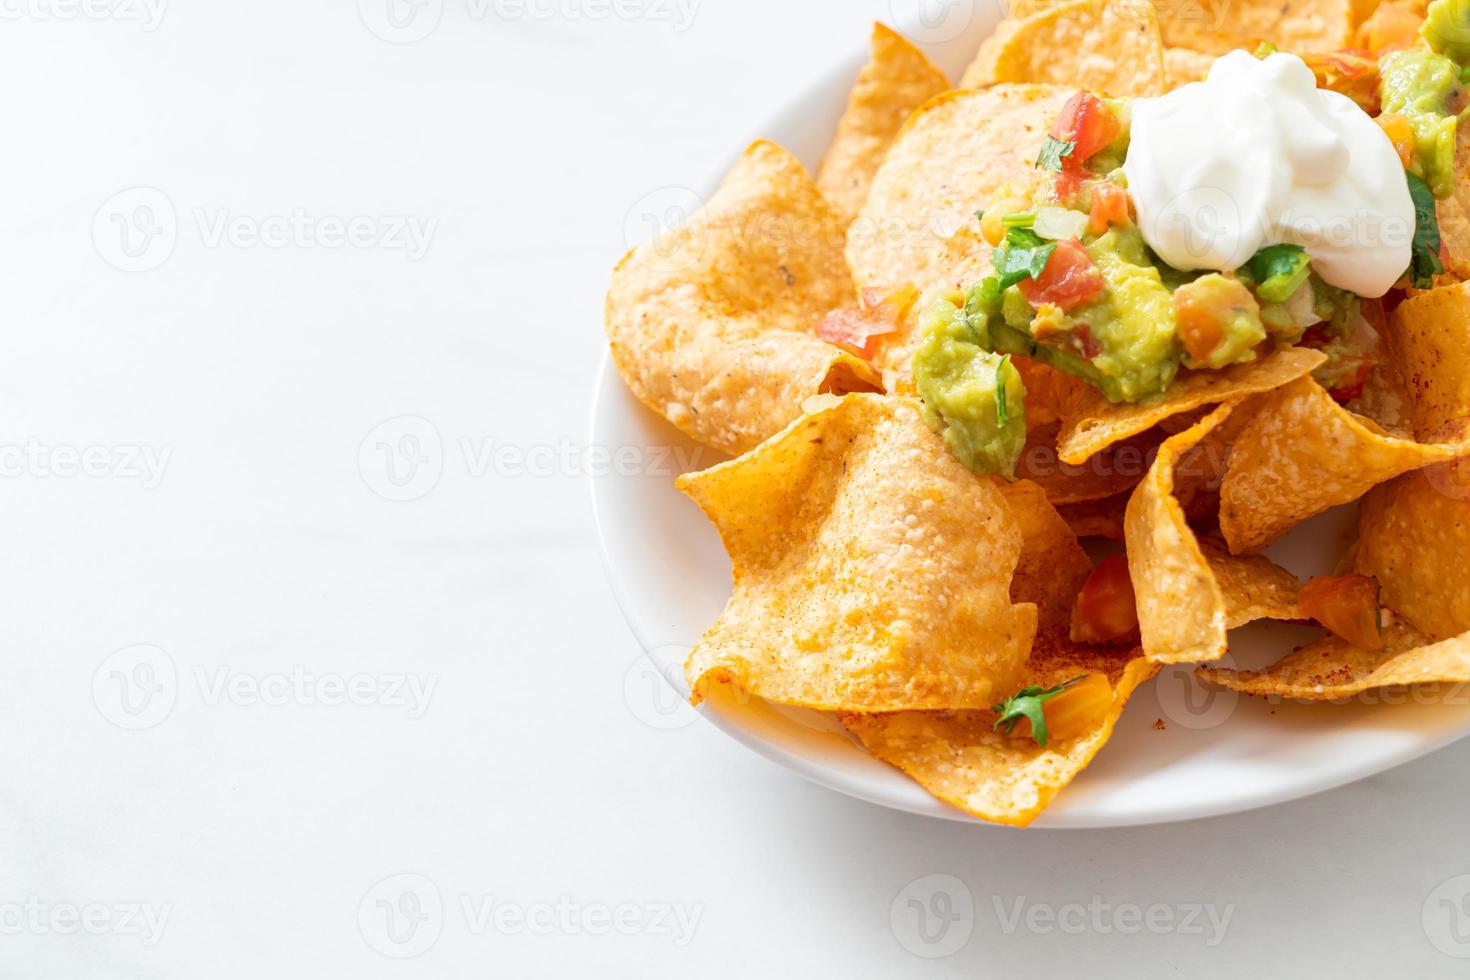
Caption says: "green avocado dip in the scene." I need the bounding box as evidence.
[1379,48,1464,199]
[1424,0,1470,67]
[912,296,1028,478]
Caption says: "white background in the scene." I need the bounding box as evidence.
[1,0,1468,975]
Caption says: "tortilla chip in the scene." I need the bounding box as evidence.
[1353,465,1470,641]
[1220,378,1470,553]
[1057,491,1130,539]
[1121,403,1302,662]
[605,140,882,456]
[841,638,1155,826]
[1382,280,1470,439]
[816,24,950,224]
[1157,0,1354,55]
[1000,479,1094,632]
[847,84,1072,389]
[961,0,1166,97]
[1017,422,1160,504]
[1163,45,1214,88]
[1202,538,1302,627]
[1125,405,1231,663]
[1057,346,1326,465]
[678,394,1037,712]
[1197,621,1470,699]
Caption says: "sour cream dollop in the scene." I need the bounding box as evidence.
[1122,50,1414,298]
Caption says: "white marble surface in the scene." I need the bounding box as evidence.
[2,1,1468,975]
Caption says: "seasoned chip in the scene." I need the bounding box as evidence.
[1197,621,1470,699]
[1163,46,1214,88]
[817,24,950,224]
[1056,347,1325,465]
[1157,0,1354,54]
[961,0,1167,96]
[1220,378,1470,553]
[1057,491,1131,539]
[1124,403,1305,662]
[847,85,1073,388]
[1017,422,1160,504]
[606,141,881,456]
[1000,478,1094,632]
[841,638,1155,826]
[1354,464,1470,641]
[679,394,1038,712]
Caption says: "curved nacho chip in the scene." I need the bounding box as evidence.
[1158,0,1354,54]
[1123,404,1303,661]
[1057,491,1130,539]
[999,478,1094,632]
[816,24,950,224]
[1057,346,1326,465]
[1017,422,1160,504]
[1197,621,1470,699]
[841,638,1155,827]
[605,141,881,456]
[847,84,1073,388]
[1354,464,1470,640]
[678,394,1038,712]
[1220,378,1470,553]
[1125,403,1233,663]
[1163,45,1214,87]
[961,0,1167,97]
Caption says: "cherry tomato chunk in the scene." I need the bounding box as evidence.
[1071,555,1139,644]
[1018,239,1105,312]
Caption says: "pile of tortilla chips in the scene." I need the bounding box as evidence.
[603,5,1470,826]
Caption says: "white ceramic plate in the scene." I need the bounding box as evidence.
[591,9,1470,827]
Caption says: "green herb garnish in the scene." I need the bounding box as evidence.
[1407,171,1444,289]
[1036,137,1076,171]
[1001,212,1037,229]
[995,354,1012,426]
[992,227,1057,289]
[992,675,1088,747]
[1245,243,1311,303]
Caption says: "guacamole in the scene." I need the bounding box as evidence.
[1424,0,1470,67]
[1379,49,1463,199]
[912,297,1028,478]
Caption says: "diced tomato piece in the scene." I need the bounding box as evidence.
[1327,357,1375,403]
[1172,276,1256,363]
[1018,239,1105,312]
[1299,575,1384,649]
[1052,92,1120,166]
[1376,113,1415,170]
[1011,673,1114,744]
[1071,555,1139,644]
[1299,325,1330,349]
[814,283,918,359]
[1088,182,1131,236]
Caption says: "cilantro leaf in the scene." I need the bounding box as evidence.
[992,227,1057,289]
[992,675,1088,747]
[1036,137,1076,172]
[995,354,1012,426]
[1407,171,1444,289]
[1245,243,1311,303]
